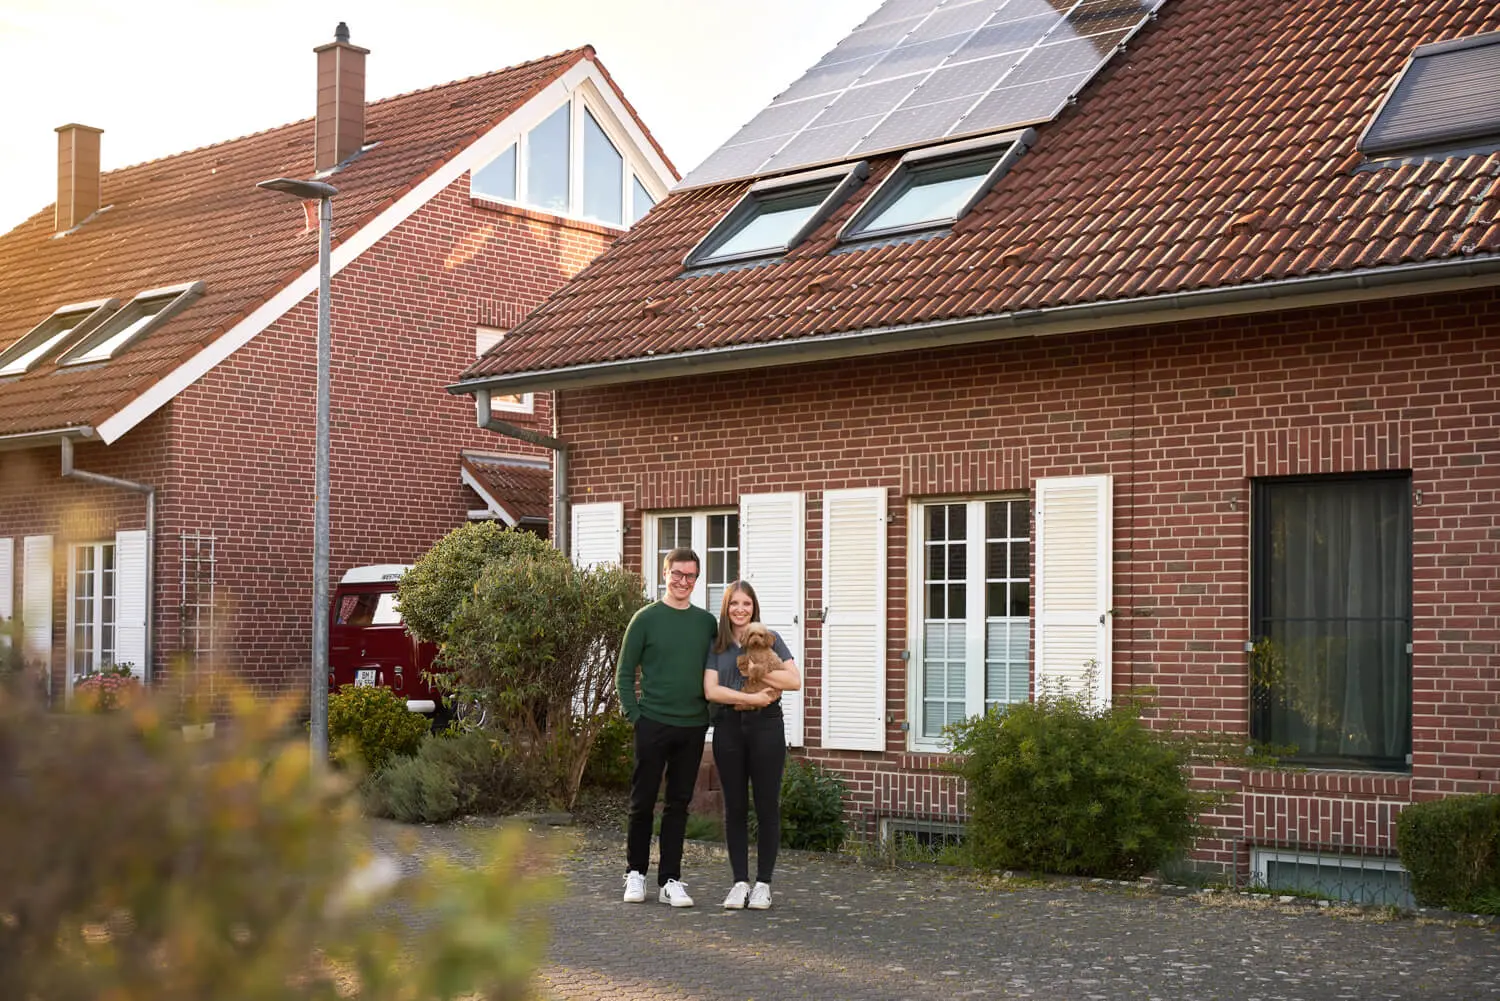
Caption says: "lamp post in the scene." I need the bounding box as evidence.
[257,176,338,763]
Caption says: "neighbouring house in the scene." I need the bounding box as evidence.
[0,24,674,703]
[452,0,1500,886]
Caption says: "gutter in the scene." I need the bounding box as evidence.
[448,252,1500,395]
[60,438,155,683]
[0,426,96,452]
[471,390,570,559]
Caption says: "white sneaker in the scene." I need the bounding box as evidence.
[622,870,647,903]
[748,881,772,910]
[722,881,750,909]
[658,879,694,907]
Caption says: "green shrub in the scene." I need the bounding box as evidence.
[777,756,848,852]
[0,686,551,999]
[396,522,556,647]
[366,729,546,824]
[1396,794,1500,913]
[328,683,432,772]
[948,682,1207,880]
[581,710,633,789]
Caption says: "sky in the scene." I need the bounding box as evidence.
[0,0,878,233]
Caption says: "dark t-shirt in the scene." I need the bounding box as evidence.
[705,631,793,720]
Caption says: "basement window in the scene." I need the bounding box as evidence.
[59,282,204,366]
[685,160,868,268]
[839,129,1034,244]
[0,299,118,376]
[1359,31,1500,161]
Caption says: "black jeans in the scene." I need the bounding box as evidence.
[712,706,787,885]
[627,715,708,885]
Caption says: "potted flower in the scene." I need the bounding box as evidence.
[72,664,141,713]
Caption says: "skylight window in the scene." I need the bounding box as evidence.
[1359,31,1500,160]
[0,299,117,377]
[58,282,203,366]
[840,130,1034,243]
[685,161,869,268]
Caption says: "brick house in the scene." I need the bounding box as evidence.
[452,0,1500,882]
[0,26,674,703]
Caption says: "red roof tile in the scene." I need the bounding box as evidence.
[0,47,640,439]
[461,0,1500,389]
[461,451,551,523]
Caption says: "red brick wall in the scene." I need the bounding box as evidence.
[0,178,615,701]
[556,285,1500,860]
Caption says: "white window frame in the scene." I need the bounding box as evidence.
[474,326,533,413]
[907,495,1031,751]
[684,160,868,269]
[66,540,117,687]
[58,282,203,366]
[0,298,117,376]
[643,509,740,612]
[471,82,663,228]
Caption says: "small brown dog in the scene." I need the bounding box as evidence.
[735,622,781,711]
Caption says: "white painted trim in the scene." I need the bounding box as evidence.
[96,57,671,445]
[461,466,519,526]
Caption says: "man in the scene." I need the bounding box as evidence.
[617,548,718,907]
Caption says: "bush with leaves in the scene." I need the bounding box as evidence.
[947,677,1213,880]
[401,524,645,810]
[328,683,432,772]
[581,710,634,790]
[366,729,547,824]
[1396,793,1500,914]
[0,685,552,999]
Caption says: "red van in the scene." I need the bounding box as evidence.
[328,565,441,715]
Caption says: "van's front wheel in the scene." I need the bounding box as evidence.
[439,693,488,732]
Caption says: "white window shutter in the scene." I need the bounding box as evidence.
[1034,475,1113,707]
[0,538,12,642]
[821,487,887,751]
[114,530,148,678]
[740,492,805,747]
[22,535,52,669]
[570,501,623,570]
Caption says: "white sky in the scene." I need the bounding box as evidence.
[0,0,877,233]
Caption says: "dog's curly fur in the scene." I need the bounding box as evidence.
[735,622,781,710]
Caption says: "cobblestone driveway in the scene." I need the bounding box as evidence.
[376,821,1500,1001]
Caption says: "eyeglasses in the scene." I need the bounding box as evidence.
[668,570,699,583]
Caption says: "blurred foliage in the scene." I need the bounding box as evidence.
[0,685,552,999]
[328,683,432,773]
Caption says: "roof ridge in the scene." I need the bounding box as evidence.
[90,46,593,182]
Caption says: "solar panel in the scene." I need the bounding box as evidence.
[681,0,1166,189]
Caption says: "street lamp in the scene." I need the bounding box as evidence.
[257,176,338,763]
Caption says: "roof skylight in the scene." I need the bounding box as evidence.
[1359,31,1500,160]
[58,282,204,366]
[685,161,869,268]
[839,130,1033,243]
[0,299,117,377]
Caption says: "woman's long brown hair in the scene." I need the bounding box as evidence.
[712,580,761,654]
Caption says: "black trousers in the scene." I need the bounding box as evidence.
[712,707,787,885]
[627,716,708,885]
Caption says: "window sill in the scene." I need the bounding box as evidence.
[897,750,959,773]
[1244,767,1412,798]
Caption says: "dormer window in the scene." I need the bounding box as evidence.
[839,130,1034,243]
[0,299,117,377]
[685,160,869,269]
[1359,31,1500,161]
[471,93,663,227]
[58,282,204,366]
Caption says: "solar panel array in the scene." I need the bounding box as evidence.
[681,0,1166,189]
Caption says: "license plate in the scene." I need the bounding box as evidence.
[355,669,376,687]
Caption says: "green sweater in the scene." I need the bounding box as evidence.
[615,600,717,727]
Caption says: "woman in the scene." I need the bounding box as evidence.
[703,580,801,910]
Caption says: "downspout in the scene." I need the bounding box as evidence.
[472,389,570,557]
[60,437,155,680]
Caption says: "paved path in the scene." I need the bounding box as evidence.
[375,821,1500,1001]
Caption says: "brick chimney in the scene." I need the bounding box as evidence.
[55,123,103,232]
[313,22,369,172]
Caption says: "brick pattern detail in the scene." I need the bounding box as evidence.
[902,447,1028,497]
[637,466,739,511]
[1244,420,1410,477]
